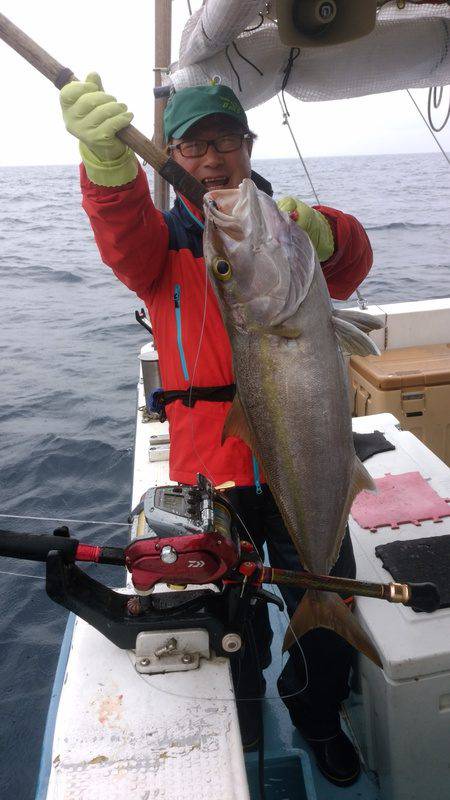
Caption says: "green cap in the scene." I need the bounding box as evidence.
[163,84,248,142]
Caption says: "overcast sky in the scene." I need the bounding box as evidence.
[0,0,449,167]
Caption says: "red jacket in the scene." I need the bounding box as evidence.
[81,164,372,487]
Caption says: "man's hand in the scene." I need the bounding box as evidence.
[277,196,334,262]
[60,73,138,187]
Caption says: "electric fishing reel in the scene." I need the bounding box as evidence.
[126,474,242,592]
[0,473,440,660]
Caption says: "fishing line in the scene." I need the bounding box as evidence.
[176,230,310,698]
[0,513,129,527]
[135,495,310,704]
[0,568,45,581]
[223,501,310,699]
[176,200,310,702]
[185,228,220,488]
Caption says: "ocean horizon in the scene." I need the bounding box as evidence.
[0,151,449,797]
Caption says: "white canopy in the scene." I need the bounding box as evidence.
[168,2,450,107]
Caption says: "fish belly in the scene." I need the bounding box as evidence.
[233,268,354,576]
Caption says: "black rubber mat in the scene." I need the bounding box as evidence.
[353,430,395,462]
[375,535,450,611]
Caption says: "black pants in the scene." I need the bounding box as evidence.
[225,484,356,739]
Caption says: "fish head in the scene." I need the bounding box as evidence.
[203,178,316,332]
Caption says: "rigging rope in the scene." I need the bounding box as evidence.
[407,89,450,167]
[276,94,321,205]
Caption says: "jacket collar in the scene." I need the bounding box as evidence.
[173,194,204,233]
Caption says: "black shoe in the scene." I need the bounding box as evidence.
[236,697,262,752]
[277,676,360,786]
[301,729,361,787]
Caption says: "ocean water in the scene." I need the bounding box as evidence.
[0,153,449,797]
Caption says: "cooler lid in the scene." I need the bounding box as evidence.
[350,344,450,390]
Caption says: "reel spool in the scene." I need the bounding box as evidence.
[276,0,377,47]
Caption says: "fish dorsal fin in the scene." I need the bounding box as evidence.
[333,308,384,334]
[332,315,380,356]
[222,395,254,448]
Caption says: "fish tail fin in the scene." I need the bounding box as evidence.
[283,589,382,668]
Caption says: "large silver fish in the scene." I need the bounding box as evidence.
[203,179,383,667]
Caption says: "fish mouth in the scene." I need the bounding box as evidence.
[203,178,261,242]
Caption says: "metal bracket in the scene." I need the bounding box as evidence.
[149,442,170,462]
[135,629,210,674]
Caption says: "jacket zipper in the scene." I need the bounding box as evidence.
[252,454,263,495]
[174,284,190,381]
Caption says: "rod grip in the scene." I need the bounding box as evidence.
[0,530,79,562]
[406,582,440,613]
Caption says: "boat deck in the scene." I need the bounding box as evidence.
[246,598,381,800]
[38,331,450,799]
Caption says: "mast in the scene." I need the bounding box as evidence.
[154,0,172,211]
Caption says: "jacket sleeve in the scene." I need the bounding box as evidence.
[80,163,169,298]
[315,205,373,300]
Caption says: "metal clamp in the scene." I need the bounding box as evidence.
[135,629,210,674]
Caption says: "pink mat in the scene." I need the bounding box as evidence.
[351,471,450,532]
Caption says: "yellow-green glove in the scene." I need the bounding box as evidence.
[60,72,138,187]
[277,196,334,262]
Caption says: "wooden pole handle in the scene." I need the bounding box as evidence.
[0,12,206,209]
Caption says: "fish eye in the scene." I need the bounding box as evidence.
[212,258,232,282]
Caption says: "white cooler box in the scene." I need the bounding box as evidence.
[347,413,450,800]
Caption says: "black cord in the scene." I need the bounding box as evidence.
[281,47,301,118]
[245,619,266,800]
[427,85,450,133]
[232,41,264,77]
[225,45,242,92]
[244,13,265,33]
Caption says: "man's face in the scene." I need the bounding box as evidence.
[170,115,253,191]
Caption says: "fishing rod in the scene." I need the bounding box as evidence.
[0,527,439,613]
[0,12,206,210]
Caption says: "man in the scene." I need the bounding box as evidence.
[60,76,373,786]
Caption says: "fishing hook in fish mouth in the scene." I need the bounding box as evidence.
[205,197,219,212]
[204,197,219,228]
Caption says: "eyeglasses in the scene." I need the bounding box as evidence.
[168,133,253,159]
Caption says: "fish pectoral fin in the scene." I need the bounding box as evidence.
[283,589,383,668]
[332,308,384,334]
[332,316,380,356]
[221,395,254,448]
[262,324,301,339]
